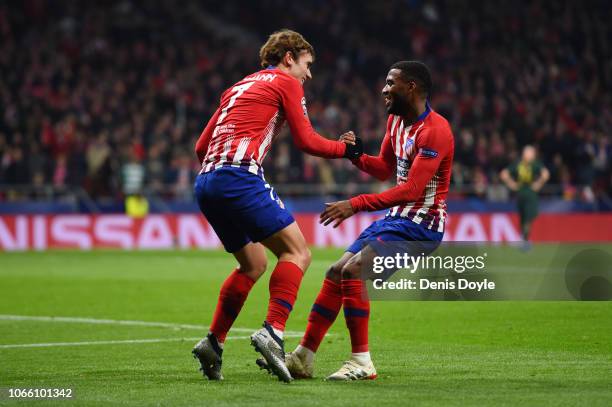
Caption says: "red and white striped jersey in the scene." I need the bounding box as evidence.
[195,67,345,178]
[350,106,454,233]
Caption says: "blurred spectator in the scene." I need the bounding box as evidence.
[167,150,194,201]
[4,146,29,185]
[52,153,68,187]
[85,131,113,198]
[0,0,609,205]
[486,174,510,203]
[121,150,145,196]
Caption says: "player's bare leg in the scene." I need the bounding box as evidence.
[326,252,355,284]
[250,222,312,382]
[193,243,267,380]
[233,242,269,281]
[262,221,312,271]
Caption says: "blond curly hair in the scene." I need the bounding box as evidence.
[259,29,315,68]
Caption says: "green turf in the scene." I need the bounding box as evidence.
[0,249,611,406]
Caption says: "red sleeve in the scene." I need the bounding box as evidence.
[195,108,221,163]
[278,77,346,158]
[349,127,450,212]
[351,117,395,181]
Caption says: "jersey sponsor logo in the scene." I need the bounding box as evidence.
[216,123,235,136]
[396,157,410,180]
[419,147,438,158]
[301,97,309,117]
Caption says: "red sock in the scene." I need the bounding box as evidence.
[342,279,370,353]
[266,261,304,331]
[209,269,255,342]
[300,278,342,352]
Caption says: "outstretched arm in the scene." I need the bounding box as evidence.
[350,132,395,181]
[345,116,395,181]
[195,108,221,164]
[321,128,450,226]
[349,139,445,212]
[279,77,349,159]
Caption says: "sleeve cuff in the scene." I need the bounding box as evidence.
[340,142,347,158]
[349,196,363,212]
[350,155,363,166]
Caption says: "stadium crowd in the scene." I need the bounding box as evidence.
[0,0,610,205]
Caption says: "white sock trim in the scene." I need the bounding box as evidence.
[272,326,284,340]
[295,344,315,363]
[351,352,371,366]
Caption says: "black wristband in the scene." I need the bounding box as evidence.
[343,137,363,160]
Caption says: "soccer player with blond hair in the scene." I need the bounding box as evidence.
[191,29,362,383]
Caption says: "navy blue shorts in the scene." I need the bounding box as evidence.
[347,216,444,281]
[347,216,443,254]
[194,167,295,253]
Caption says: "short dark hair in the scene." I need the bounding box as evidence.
[390,61,432,97]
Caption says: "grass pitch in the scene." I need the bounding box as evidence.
[0,249,611,406]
